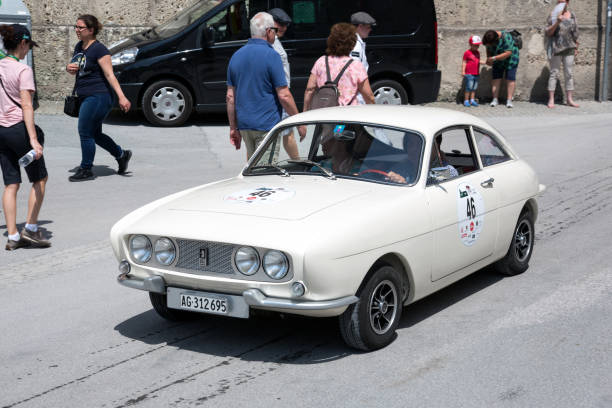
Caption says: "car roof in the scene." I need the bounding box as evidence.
[280,105,497,140]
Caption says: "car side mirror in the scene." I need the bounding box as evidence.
[428,167,453,184]
[204,26,215,47]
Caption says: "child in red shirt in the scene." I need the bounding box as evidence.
[462,35,482,107]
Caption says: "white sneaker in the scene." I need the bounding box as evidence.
[490,98,499,107]
[506,100,513,108]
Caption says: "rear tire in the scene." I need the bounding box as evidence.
[371,79,408,105]
[142,80,193,127]
[495,211,535,276]
[149,292,196,321]
[339,265,403,351]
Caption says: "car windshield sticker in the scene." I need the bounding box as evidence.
[224,187,295,204]
[457,182,484,246]
[333,125,345,134]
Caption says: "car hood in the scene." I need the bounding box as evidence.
[158,176,373,221]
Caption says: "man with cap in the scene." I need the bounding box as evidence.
[268,7,300,159]
[350,11,376,104]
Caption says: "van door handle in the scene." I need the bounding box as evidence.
[284,48,296,56]
[480,178,495,188]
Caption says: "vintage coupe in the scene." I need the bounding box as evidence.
[111,106,544,351]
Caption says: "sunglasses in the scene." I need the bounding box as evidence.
[267,27,279,33]
[74,25,89,31]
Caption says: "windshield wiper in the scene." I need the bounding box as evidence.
[287,159,336,180]
[250,164,289,177]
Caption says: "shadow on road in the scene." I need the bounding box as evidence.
[104,110,229,128]
[399,267,503,329]
[114,267,505,361]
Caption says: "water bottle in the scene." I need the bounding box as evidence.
[18,149,36,167]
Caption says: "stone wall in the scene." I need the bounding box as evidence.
[23,0,612,102]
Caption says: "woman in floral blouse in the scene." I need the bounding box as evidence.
[546,0,580,108]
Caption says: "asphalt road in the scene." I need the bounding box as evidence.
[1,107,611,408]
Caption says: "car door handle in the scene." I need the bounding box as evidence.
[180,57,187,62]
[284,48,296,56]
[480,177,495,188]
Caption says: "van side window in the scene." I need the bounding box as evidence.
[472,128,511,167]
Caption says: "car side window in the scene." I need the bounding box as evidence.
[207,2,250,43]
[427,127,478,185]
[472,128,511,167]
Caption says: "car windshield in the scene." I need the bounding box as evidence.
[244,122,424,185]
[153,0,223,38]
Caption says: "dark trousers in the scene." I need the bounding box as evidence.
[77,93,122,169]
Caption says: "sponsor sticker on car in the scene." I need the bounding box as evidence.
[224,187,295,204]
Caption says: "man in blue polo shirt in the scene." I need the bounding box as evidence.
[226,12,301,160]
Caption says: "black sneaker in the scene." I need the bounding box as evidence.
[117,150,132,175]
[69,167,94,182]
[5,237,30,251]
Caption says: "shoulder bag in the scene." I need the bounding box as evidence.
[63,74,80,117]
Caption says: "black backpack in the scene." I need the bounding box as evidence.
[507,29,523,50]
[310,56,355,110]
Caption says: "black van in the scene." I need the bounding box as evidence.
[110,0,440,126]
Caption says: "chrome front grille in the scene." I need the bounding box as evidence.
[175,239,234,274]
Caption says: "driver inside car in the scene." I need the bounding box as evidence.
[318,131,362,174]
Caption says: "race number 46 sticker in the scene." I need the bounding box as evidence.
[224,187,295,204]
[456,182,484,246]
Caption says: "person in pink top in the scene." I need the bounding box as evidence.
[461,35,483,107]
[303,23,375,110]
[0,24,50,250]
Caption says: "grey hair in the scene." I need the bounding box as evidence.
[250,12,274,38]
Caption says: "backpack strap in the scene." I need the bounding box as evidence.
[324,55,332,83]
[0,75,22,109]
[332,58,354,85]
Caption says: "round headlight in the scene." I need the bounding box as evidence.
[130,235,152,263]
[263,250,289,279]
[235,247,260,275]
[154,237,176,265]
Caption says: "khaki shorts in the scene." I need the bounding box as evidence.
[240,129,268,159]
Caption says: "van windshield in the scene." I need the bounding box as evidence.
[154,0,223,38]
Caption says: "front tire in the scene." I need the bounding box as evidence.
[339,266,403,351]
[149,292,196,321]
[371,79,408,105]
[495,211,535,276]
[142,80,193,127]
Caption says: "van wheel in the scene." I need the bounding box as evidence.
[371,79,408,105]
[142,80,193,126]
[495,211,534,276]
[339,266,403,351]
[149,292,196,321]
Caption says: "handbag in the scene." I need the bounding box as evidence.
[63,76,80,117]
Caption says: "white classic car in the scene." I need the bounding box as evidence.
[111,105,544,351]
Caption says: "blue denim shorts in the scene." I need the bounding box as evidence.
[464,74,479,92]
[492,66,517,81]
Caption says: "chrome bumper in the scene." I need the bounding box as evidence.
[117,273,166,294]
[117,273,358,311]
[242,289,358,310]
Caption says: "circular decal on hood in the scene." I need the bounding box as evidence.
[224,187,295,204]
[457,182,484,246]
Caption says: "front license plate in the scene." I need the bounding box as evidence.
[166,287,250,318]
[179,294,228,315]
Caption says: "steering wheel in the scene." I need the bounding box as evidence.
[358,169,390,180]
